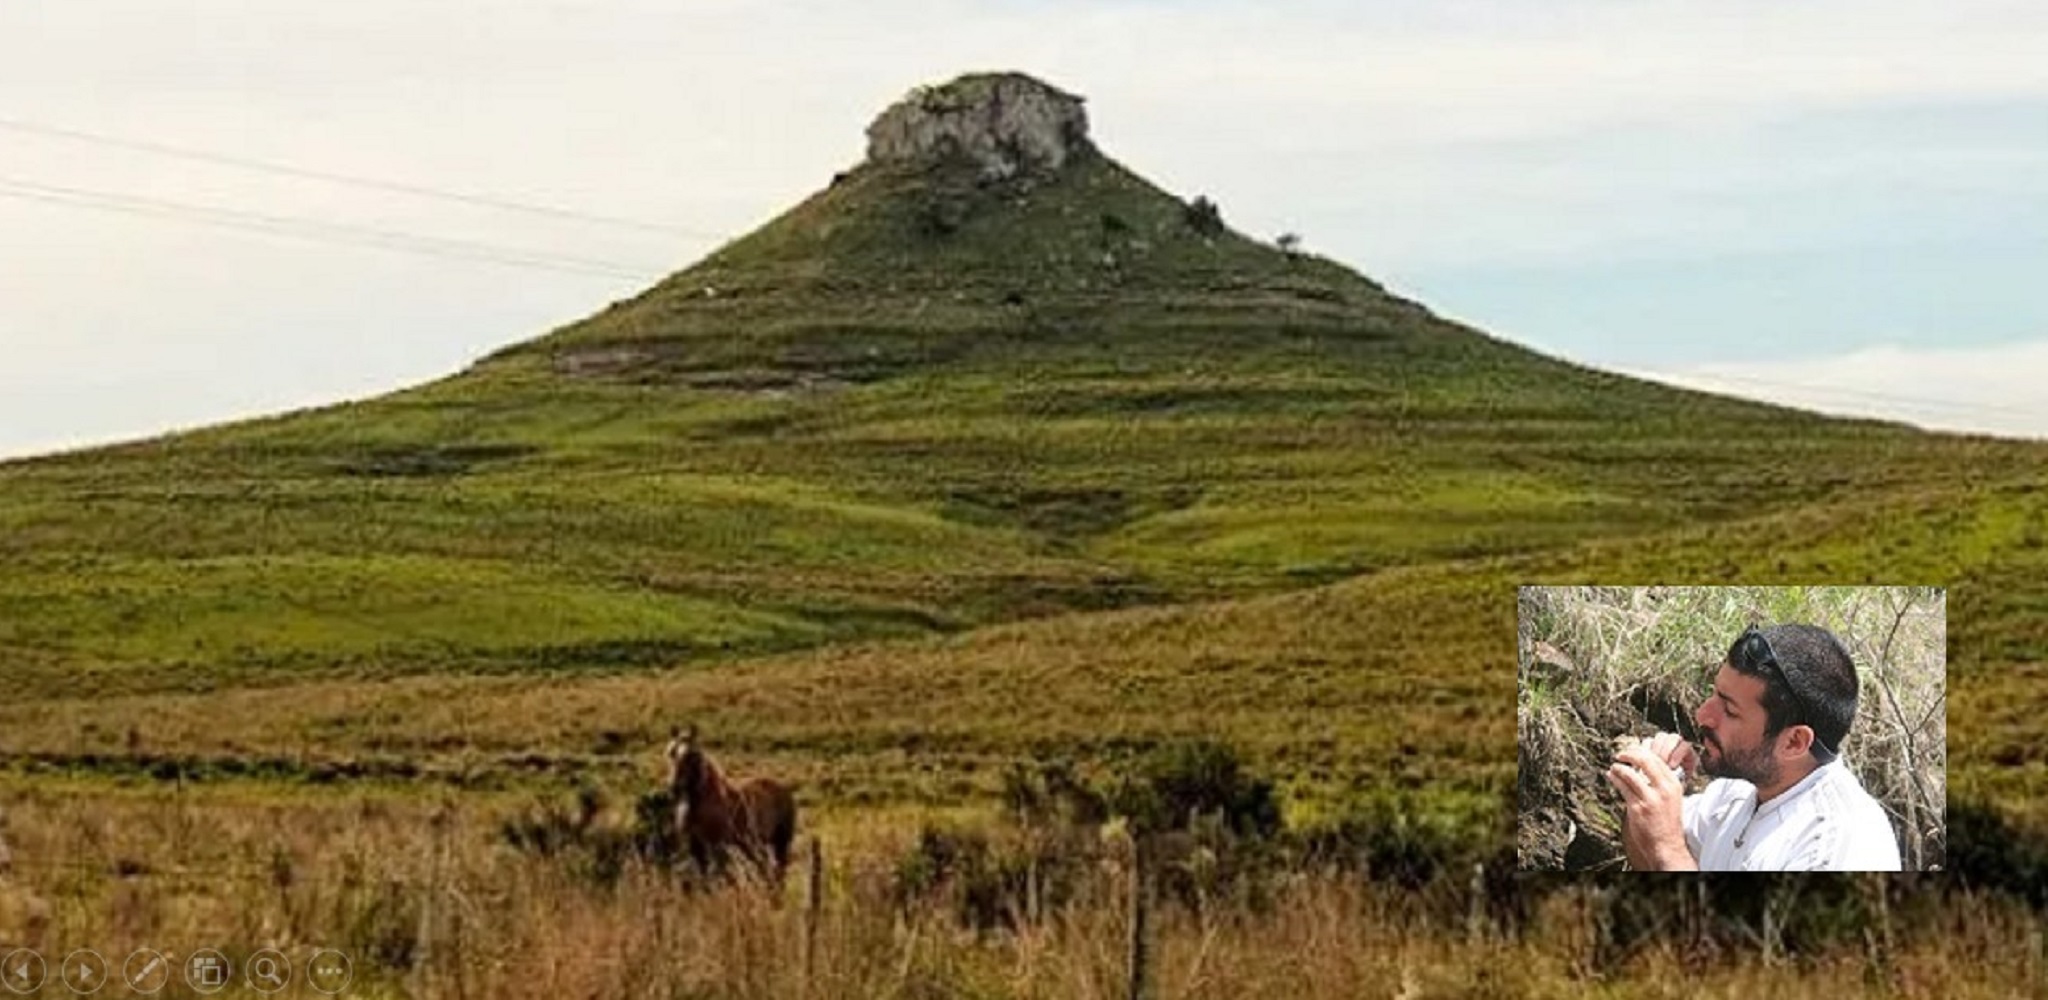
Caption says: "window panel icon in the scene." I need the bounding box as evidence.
[183,949,231,995]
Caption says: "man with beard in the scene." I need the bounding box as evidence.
[1606,623,1902,871]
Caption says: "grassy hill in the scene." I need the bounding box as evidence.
[6,472,2041,830]
[4,115,2040,708]
[1,69,2044,824]
[4,70,2046,997]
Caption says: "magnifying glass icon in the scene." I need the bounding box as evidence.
[252,956,285,990]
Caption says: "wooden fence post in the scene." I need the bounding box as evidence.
[1861,872,1892,985]
[1694,878,1710,957]
[1027,854,1042,925]
[1762,891,1781,968]
[1466,861,1486,945]
[804,837,824,991]
[415,803,450,999]
[1127,839,1152,1000]
[1577,884,1614,981]
[2033,920,2046,992]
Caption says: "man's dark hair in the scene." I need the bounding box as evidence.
[1725,623,1859,761]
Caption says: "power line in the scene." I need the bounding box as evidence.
[1638,368,2047,422]
[0,114,731,240]
[0,174,666,281]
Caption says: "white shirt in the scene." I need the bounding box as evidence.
[1681,758,1902,871]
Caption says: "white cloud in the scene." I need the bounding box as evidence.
[1627,339,2048,440]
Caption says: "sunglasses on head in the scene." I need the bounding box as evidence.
[1734,624,1837,761]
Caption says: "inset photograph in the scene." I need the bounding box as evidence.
[1518,586,1945,871]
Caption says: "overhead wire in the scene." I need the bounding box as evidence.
[0,114,729,240]
[1639,368,2047,422]
[0,174,666,281]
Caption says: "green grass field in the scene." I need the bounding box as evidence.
[4,121,2043,823]
[3,75,2046,995]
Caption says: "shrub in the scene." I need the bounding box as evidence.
[904,743,1290,929]
[629,788,685,869]
[892,822,1092,933]
[498,785,680,890]
[999,758,1108,828]
[1295,792,1498,889]
[916,192,970,236]
[1109,739,1279,839]
[1183,196,1224,237]
[497,785,600,859]
[1949,798,2048,906]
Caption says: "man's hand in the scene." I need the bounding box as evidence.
[1606,740,1699,871]
[1643,731,1699,783]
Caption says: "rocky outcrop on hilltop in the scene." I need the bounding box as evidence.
[866,72,1091,180]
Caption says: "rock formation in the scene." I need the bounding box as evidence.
[865,72,1091,180]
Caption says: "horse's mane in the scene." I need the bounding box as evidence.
[671,730,742,809]
[707,754,741,800]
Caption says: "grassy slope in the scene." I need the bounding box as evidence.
[4,150,2040,705]
[2,138,2046,853]
[5,473,2043,837]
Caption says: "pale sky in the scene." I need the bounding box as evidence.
[5,1,2047,460]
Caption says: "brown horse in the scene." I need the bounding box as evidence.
[666,726,797,884]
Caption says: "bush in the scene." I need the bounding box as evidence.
[1147,809,1291,915]
[1096,740,1289,914]
[497,785,601,859]
[629,788,685,869]
[1183,196,1224,237]
[499,785,681,889]
[999,758,1108,828]
[1295,791,1501,889]
[903,742,1291,929]
[892,822,1094,933]
[916,192,970,236]
[1109,739,1279,839]
[1949,798,2048,906]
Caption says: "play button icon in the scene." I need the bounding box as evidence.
[61,949,108,994]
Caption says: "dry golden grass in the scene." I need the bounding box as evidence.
[0,783,2039,999]
[1,482,2043,997]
